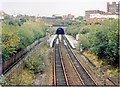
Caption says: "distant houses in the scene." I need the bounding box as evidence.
[41,14,75,21]
[85,2,119,23]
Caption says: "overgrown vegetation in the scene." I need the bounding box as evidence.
[2,44,48,85]
[2,16,47,61]
[6,69,33,85]
[25,46,48,74]
[67,19,119,67]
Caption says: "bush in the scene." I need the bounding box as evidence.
[79,26,90,34]
[78,19,119,66]
[2,29,20,61]
[79,34,91,50]
[2,20,47,61]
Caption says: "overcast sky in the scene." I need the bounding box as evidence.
[0,0,119,17]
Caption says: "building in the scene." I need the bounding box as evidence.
[42,16,57,21]
[86,13,118,23]
[90,13,118,19]
[107,2,119,14]
[52,14,75,20]
[62,14,75,20]
[52,14,62,20]
[84,2,119,23]
[85,10,105,20]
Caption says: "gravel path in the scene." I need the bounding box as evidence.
[32,73,46,85]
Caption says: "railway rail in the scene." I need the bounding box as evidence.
[53,37,68,86]
[63,35,97,85]
[53,35,97,86]
[60,42,84,85]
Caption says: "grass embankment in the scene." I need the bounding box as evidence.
[4,44,48,85]
[83,51,119,77]
[2,68,33,85]
[18,69,33,85]
[8,67,33,85]
[83,51,104,67]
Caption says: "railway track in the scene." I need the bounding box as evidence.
[53,35,97,86]
[63,36,97,85]
[64,35,118,85]
[53,37,68,86]
[60,42,84,85]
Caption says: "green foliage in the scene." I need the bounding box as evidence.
[2,29,20,61]
[79,26,90,34]
[90,19,118,66]
[25,56,40,71]
[79,34,91,50]
[2,19,47,61]
[66,24,81,37]
[78,19,118,66]
[25,46,47,74]
[18,29,35,49]
[90,30,109,58]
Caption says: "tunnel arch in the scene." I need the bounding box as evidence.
[55,28,65,35]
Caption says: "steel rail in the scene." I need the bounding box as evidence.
[63,36,97,85]
[53,36,68,86]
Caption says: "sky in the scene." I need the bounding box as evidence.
[0,0,119,17]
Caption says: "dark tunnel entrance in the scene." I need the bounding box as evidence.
[55,28,65,35]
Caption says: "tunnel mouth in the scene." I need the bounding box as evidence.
[56,28,65,35]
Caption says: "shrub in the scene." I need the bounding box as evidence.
[2,20,47,61]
